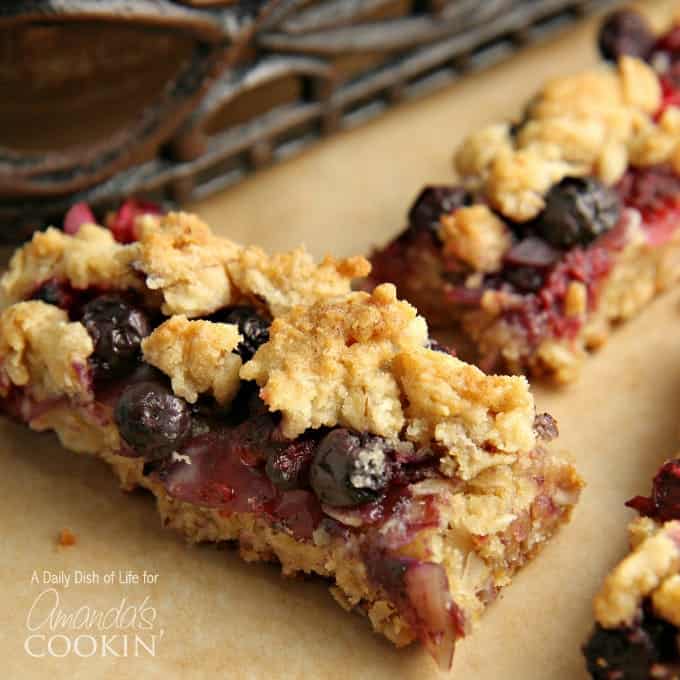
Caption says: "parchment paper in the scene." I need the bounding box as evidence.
[4,11,677,679]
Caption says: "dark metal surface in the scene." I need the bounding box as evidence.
[0,0,616,238]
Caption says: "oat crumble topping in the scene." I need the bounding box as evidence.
[454,56,676,222]
[142,315,243,405]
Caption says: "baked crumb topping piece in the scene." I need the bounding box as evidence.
[241,283,429,439]
[0,301,93,401]
[1,224,140,307]
[141,315,243,405]
[455,56,668,221]
[136,212,370,318]
[594,519,680,628]
[1,211,371,319]
[135,212,241,317]
[228,245,371,318]
[438,204,512,273]
[241,283,536,478]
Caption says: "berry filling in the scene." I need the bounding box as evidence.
[372,152,680,359]
[105,199,163,244]
[583,603,679,680]
[626,459,680,522]
[62,199,162,243]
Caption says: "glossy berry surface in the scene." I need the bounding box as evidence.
[535,177,621,249]
[106,199,162,244]
[115,381,192,461]
[597,9,655,62]
[221,307,270,360]
[583,607,678,680]
[31,279,79,312]
[82,296,151,378]
[265,439,317,490]
[310,429,391,507]
[407,186,470,234]
[626,459,680,521]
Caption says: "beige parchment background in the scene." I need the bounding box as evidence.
[3,10,680,679]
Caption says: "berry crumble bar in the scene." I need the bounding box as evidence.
[0,208,582,669]
[369,7,680,383]
[583,458,680,679]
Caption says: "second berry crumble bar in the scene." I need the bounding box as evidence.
[583,458,680,679]
[370,8,680,383]
[0,209,582,669]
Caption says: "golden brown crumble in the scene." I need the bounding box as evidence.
[439,205,512,273]
[0,301,93,401]
[142,315,243,405]
[241,284,536,479]
[135,212,370,318]
[395,348,535,479]
[0,224,140,307]
[227,245,371,318]
[594,520,680,628]
[241,283,428,439]
[652,573,680,626]
[454,57,673,221]
[0,211,370,331]
[135,212,241,317]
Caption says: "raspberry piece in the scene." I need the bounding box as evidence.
[63,202,96,235]
[626,459,680,521]
[106,199,162,244]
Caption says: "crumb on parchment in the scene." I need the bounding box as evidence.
[58,528,77,547]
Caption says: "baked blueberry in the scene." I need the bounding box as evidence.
[82,296,151,378]
[598,9,655,62]
[535,178,620,249]
[408,186,471,235]
[266,439,317,490]
[31,279,78,311]
[504,266,545,293]
[221,306,270,360]
[583,623,657,680]
[583,609,678,680]
[115,381,192,460]
[310,429,391,507]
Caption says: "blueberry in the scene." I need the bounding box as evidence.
[535,178,620,249]
[266,439,316,490]
[408,186,471,235]
[583,624,657,680]
[82,296,151,378]
[31,279,77,310]
[598,10,655,62]
[310,429,391,507]
[221,307,270,360]
[115,381,192,460]
[504,266,545,293]
[583,610,678,680]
